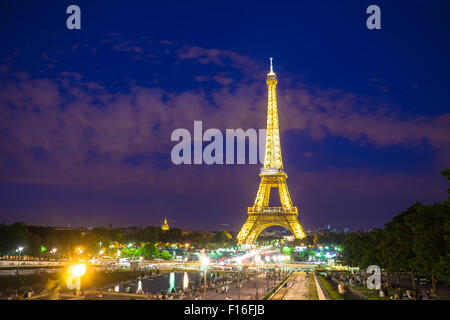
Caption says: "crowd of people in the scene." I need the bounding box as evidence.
[327,271,437,300]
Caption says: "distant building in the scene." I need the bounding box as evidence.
[161,218,169,231]
[305,225,350,235]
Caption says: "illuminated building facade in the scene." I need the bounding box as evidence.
[161,218,170,231]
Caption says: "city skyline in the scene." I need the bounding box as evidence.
[0,1,449,232]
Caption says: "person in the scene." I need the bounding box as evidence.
[406,290,414,300]
[338,281,345,295]
[397,288,403,300]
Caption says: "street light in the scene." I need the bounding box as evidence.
[51,248,57,269]
[272,255,277,286]
[237,258,242,300]
[201,255,210,300]
[16,247,24,276]
[285,255,291,276]
[68,263,86,296]
[76,247,83,260]
[254,255,261,300]
[265,256,270,292]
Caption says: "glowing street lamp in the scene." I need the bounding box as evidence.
[67,264,86,296]
[72,264,86,277]
[76,247,83,259]
[236,258,242,300]
[254,255,261,300]
[264,256,270,292]
[201,255,210,300]
[51,248,57,269]
[16,247,24,276]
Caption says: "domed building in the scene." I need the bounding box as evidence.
[161,218,169,231]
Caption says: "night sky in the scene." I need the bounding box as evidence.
[0,1,449,231]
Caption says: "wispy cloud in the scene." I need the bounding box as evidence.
[0,42,448,208]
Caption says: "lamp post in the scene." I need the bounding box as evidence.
[16,247,23,276]
[254,255,261,300]
[51,248,57,270]
[265,256,270,292]
[201,255,210,300]
[76,247,83,261]
[272,255,277,286]
[237,259,242,300]
[68,264,86,296]
[277,255,282,280]
[286,255,291,277]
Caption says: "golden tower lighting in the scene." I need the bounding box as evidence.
[236,58,306,245]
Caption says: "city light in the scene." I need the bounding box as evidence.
[201,255,210,267]
[71,264,86,277]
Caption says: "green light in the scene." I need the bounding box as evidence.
[40,245,47,252]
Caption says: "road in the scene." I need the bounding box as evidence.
[269,272,312,300]
[282,272,309,300]
[204,272,277,300]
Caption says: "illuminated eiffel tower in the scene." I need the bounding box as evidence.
[236,58,306,245]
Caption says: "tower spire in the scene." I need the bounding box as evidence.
[263,57,282,172]
[268,57,275,76]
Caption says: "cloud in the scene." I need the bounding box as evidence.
[113,41,144,53]
[0,43,449,194]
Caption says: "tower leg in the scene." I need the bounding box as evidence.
[236,218,256,245]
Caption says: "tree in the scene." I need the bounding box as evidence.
[384,203,423,290]
[297,250,311,262]
[340,232,365,268]
[406,202,450,295]
[359,229,384,269]
[142,243,159,260]
[160,250,173,260]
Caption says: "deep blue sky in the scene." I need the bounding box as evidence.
[0,1,449,231]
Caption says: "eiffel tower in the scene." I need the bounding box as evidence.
[236,58,306,245]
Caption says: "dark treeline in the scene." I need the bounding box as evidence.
[339,170,450,294]
[0,223,234,258]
